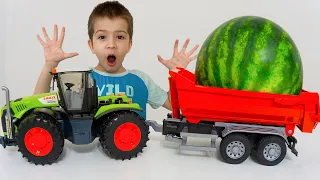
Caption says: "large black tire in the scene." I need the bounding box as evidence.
[254,135,287,166]
[99,110,150,160]
[16,113,64,165]
[220,133,252,164]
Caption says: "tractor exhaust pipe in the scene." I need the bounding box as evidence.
[2,86,12,139]
[0,86,17,148]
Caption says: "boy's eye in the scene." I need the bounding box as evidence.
[98,36,105,39]
[117,36,124,39]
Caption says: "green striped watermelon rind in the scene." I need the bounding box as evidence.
[195,16,303,95]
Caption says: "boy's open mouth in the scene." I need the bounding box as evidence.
[107,55,116,67]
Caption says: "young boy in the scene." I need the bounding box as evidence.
[34,1,199,120]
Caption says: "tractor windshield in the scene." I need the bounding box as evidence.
[58,72,86,110]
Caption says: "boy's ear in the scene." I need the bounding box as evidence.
[88,39,95,53]
[128,39,133,51]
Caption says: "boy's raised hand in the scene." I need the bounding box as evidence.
[37,24,78,70]
[157,38,199,70]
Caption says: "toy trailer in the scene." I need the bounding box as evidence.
[146,67,320,166]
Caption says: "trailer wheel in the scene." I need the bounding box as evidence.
[254,135,286,166]
[219,133,251,164]
[99,110,150,160]
[16,113,64,165]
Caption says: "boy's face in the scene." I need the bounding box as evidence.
[88,17,132,73]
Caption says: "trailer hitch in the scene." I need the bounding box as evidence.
[145,120,163,132]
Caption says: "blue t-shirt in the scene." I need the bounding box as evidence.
[89,68,168,119]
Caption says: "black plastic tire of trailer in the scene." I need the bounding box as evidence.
[219,133,251,164]
[254,135,287,166]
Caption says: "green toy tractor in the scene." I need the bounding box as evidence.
[0,69,150,165]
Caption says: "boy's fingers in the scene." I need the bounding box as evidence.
[186,44,199,57]
[180,38,190,54]
[157,55,166,64]
[42,27,50,41]
[37,34,45,46]
[53,24,58,41]
[64,52,79,59]
[59,27,65,44]
[173,39,178,56]
[189,53,198,62]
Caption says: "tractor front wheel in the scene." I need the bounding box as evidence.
[99,110,149,160]
[16,113,64,165]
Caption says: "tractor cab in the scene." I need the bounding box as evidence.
[51,69,98,114]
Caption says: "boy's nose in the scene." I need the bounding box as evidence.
[107,43,116,49]
[107,40,116,49]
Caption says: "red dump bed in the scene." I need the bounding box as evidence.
[168,68,320,136]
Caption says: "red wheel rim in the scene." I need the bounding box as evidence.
[114,122,141,151]
[24,127,53,156]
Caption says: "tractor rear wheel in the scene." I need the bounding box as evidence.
[16,113,64,165]
[99,110,150,160]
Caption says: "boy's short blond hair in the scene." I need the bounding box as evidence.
[87,1,133,41]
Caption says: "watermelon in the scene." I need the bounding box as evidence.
[195,16,303,95]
